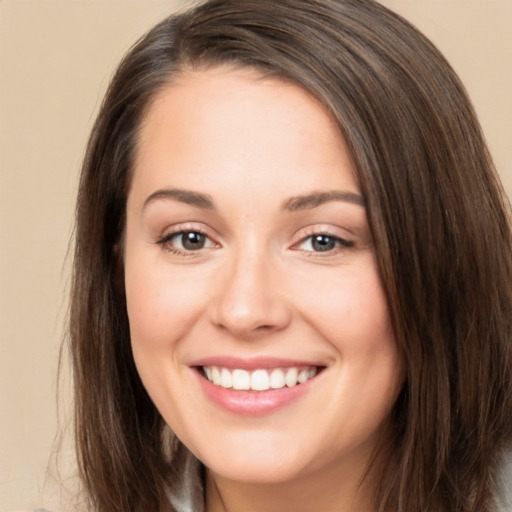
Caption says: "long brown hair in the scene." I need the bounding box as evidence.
[69,0,512,510]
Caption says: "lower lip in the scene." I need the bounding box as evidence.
[195,369,319,415]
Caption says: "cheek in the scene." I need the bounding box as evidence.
[124,250,210,353]
[124,256,211,420]
[296,261,393,351]
[295,261,403,405]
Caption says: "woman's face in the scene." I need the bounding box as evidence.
[125,67,403,485]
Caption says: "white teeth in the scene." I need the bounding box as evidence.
[211,366,221,385]
[251,369,270,391]
[285,367,298,387]
[203,365,319,391]
[270,368,285,389]
[232,369,250,390]
[297,368,310,384]
[220,368,232,388]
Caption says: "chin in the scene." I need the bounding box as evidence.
[191,428,354,487]
[206,456,309,484]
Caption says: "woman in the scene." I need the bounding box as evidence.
[69,0,512,511]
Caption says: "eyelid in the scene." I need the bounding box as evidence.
[155,222,220,254]
[289,226,355,253]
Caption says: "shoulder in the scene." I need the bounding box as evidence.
[167,445,205,512]
[497,451,512,512]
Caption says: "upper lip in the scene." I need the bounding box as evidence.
[189,356,326,370]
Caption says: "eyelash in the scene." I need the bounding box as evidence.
[293,231,355,254]
[155,227,215,256]
[155,227,355,256]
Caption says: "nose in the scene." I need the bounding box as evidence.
[208,250,292,339]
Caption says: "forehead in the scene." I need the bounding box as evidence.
[130,66,358,205]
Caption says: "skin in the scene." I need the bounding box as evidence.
[124,66,404,512]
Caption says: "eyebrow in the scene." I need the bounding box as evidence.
[141,188,365,212]
[282,190,365,211]
[142,188,215,211]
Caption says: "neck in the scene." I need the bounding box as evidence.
[205,457,378,512]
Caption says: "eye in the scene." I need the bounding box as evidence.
[157,230,216,252]
[298,233,354,252]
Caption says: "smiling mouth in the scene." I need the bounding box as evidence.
[200,365,323,391]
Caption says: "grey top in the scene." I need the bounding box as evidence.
[497,452,512,512]
[31,450,512,512]
[167,449,512,512]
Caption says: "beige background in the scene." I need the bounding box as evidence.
[1,1,511,510]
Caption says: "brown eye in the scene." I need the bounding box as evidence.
[158,230,214,252]
[180,231,206,250]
